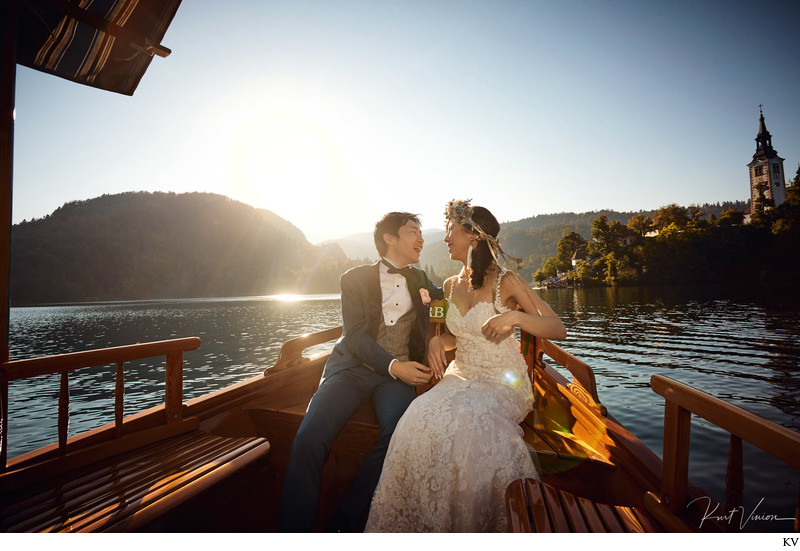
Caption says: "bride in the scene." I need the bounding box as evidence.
[364,200,567,532]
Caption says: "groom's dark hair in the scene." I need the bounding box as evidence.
[374,212,421,256]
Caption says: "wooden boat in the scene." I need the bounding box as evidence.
[1,304,799,532]
[1,0,799,534]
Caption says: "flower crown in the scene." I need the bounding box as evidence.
[444,199,523,269]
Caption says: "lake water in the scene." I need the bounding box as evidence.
[6,286,800,532]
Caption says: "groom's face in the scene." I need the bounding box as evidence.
[385,220,424,267]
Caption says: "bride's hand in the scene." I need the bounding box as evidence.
[481,312,517,341]
[427,336,447,379]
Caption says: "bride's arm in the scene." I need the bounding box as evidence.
[482,271,567,341]
[428,277,458,378]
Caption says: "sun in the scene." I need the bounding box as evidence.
[183,80,362,234]
[228,106,336,198]
[181,78,404,241]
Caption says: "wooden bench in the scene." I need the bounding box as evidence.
[506,477,662,533]
[0,428,270,532]
[509,374,800,533]
[0,338,272,532]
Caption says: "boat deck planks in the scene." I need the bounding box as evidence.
[506,477,660,533]
[0,430,270,532]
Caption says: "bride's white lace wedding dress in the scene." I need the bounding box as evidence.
[364,269,539,532]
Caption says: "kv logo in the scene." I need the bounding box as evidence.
[785,538,799,547]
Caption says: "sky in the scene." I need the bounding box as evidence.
[12,0,800,243]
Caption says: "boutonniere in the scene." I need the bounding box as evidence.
[419,288,431,306]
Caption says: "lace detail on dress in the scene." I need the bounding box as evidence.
[365,268,538,532]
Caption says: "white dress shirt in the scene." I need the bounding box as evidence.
[380,258,414,378]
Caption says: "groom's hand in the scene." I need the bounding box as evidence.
[392,361,432,386]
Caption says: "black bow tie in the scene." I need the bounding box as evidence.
[381,259,411,276]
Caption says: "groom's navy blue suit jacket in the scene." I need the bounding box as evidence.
[322,261,443,381]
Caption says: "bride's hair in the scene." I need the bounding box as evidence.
[466,206,500,290]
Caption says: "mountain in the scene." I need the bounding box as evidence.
[11,193,750,305]
[10,192,352,305]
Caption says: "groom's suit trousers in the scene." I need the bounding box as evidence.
[276,365,416,532]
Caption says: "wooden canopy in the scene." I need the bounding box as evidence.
[15,0,181,95]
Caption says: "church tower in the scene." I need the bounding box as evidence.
[747,107,786,212]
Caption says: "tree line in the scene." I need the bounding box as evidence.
[533,178,800,288]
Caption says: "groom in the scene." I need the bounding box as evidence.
[277,212,442,532]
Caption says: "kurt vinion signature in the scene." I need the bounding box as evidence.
[689,496,795,530]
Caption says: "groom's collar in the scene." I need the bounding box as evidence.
[381,256,410,270]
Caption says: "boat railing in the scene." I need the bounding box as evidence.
[0,337,201,472]
[648,373,800,531]
[268,326,343,373]
[519,330,601,409]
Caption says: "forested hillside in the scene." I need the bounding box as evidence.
[501,201,748,281]
[10,192,355,304]
[10,193,753,305]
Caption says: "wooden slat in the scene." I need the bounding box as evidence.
[631,505,663,532]
[115,361,124,436]
[557,488,589,532]
[725,434,743,518]
[524,477,552,532]
[1,380,7,470]
[165,351,183,424]
[661,401,691,513]
[576,495,607,532]
[614,505,647,533]
[540,480,571,531]
[0,0,12,384]
[505,478,531,532]
[58,371,69,453]
[595,501,625,532]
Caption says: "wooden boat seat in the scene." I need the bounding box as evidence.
[0,428,270,532]
[506,477,662,533]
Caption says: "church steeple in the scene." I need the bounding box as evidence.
[753,105,777,161]
[746,106,786,218]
